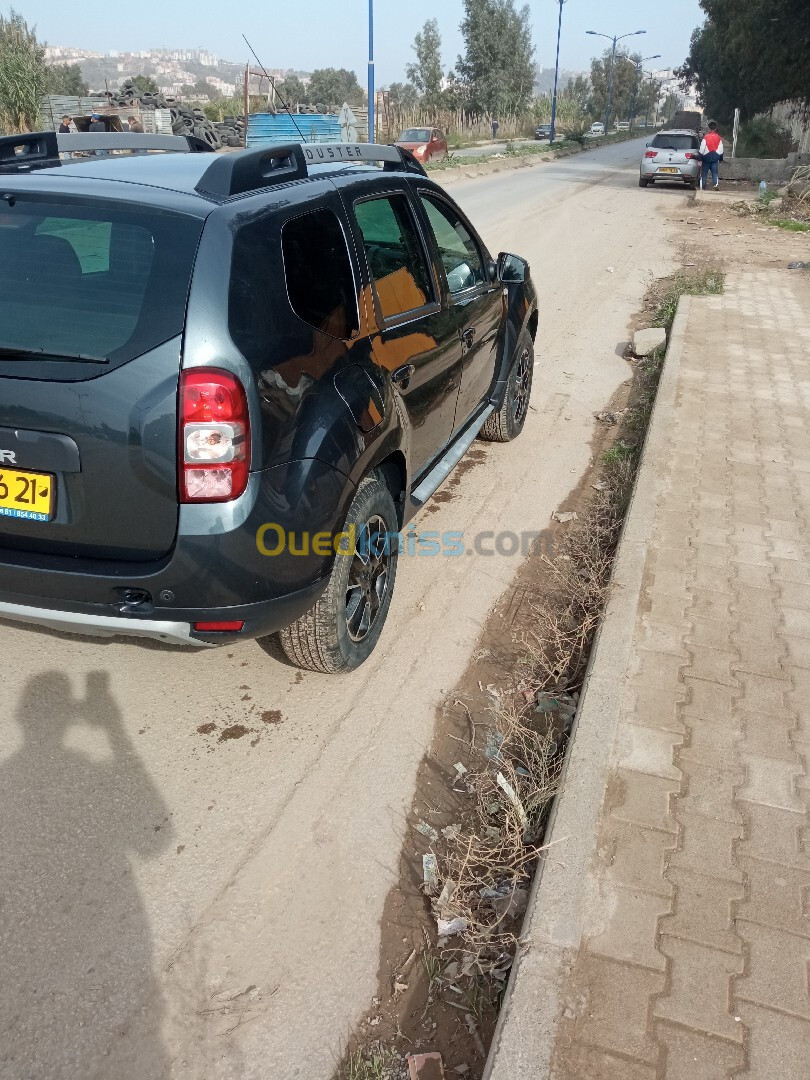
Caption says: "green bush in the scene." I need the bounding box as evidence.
[736,116,796,159]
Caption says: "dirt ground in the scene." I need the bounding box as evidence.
[338,180,810,1079]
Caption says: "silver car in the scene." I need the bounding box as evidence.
[639,129,701,188]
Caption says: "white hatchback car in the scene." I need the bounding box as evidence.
[639,129,701,188]
[590,122,605,135]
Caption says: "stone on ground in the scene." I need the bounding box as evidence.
[633,326,667,356]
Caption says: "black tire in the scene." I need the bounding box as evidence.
[480,330,534,443]
[639,176,649,187]
[278,474,399,673]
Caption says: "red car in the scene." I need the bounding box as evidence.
[395,127,448,164]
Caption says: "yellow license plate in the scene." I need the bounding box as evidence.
[0,467,55,522]
[659,167,679,173]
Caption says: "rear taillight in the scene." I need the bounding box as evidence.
[644,150,658,159]
[685,152,699,160]
[179,368,250,503]
[193,620,245,632]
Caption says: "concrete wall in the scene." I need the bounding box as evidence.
[721,157,791,182]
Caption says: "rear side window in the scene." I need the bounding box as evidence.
[652,134,700,151]
[281,209,357,339]
[354,195,433,321]
[0,201,202,367]
[419,194,485,295]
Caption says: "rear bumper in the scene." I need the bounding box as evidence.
[641,162,700,182]
[0,576,329,647]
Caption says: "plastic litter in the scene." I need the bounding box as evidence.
[415,820,439,843]
[422,854,439,894]
[552,510,578,523]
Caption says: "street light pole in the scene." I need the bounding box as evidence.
[367,0,375,142]
[586,29,645,133]
[626,54,660,128]
[549,0,567,145]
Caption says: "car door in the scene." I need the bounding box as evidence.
[415,190,502,431]
[344,182,463,479]
[433,129,448,160]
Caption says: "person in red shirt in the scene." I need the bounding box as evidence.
[700,121,725,190]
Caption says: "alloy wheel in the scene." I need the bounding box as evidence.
[345,514,392,642]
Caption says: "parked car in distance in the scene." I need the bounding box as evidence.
[395,127,448,164]
[616,121,630,132]
[534,124,552,141]
[0,131,538,673]
[639,129,701,188]
[590,122,605,135]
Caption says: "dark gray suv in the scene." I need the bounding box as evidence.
[0,131,538,672]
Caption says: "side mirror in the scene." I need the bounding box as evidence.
[497,252,528,284]
[487,258,498,283]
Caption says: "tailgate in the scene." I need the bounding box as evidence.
[0,188,204,560]
[0,344,181,560]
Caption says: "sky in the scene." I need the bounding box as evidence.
[32,0,706,85]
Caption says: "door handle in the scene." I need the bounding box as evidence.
[391,364,415,388]
[461,327,476,352]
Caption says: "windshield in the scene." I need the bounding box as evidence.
[0,198,203,367]
[652,134,700,151]
[399,129,431,143]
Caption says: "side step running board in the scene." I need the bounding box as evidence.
[411,405,494,506]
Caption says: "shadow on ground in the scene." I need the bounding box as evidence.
[0,670,171,1078]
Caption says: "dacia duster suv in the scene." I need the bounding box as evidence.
[0,131,538,672]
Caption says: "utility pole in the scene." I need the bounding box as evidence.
[586,28,645,133]
[549,0,567,145]
[367,0,375,142]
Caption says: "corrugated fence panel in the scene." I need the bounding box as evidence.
[246,113,342,147]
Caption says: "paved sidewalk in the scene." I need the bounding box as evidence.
[486,269,810,1079]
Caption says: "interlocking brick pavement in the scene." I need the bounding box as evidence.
[487,271,810,1080]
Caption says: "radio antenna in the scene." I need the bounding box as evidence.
[242,33,307,143]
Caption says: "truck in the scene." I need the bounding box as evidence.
[669,110,703,133]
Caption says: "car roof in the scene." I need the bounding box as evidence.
[1,150,413,215]
[656,128,700,136]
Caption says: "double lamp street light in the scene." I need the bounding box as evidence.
[586,28,646,134]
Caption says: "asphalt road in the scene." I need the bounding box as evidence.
[0,137,685,1079]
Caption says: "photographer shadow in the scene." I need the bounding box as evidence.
[0,671,171,1079]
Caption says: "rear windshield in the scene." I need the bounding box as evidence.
[652,134,700,151]
[0,198,203,369]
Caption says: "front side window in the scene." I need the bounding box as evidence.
[419,194,485,295]
[354,195,433,321]
[281,209,357,339]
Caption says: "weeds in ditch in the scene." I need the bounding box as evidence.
[649,266,725,333]
[341,1045,406,1080]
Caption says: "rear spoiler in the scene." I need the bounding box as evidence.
[0,130,213,173]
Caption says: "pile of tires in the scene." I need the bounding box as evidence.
[109,87,246,150]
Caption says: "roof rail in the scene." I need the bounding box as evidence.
[300,142,427,176]
[0,131,59,173]
[0,130,212,173]
[58,132,214,155]
[195,143,307,198]
[193,140,427,201]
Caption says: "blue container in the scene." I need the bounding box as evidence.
[246,113,342,148]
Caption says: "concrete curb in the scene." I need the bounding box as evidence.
[483,299,693,1079]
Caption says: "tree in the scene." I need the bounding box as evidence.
[44,61,88,96]
[192,78,217,99]
[387,81,421,109]
[455,0,534,116]
[0,9,46,133]
[406,18,445,112]
[121,74,159,95]
[679,0,810,123]
[587,49,645,125]
[307,68,365,110]
[275,74,308,107]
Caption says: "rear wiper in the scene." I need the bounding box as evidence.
[0,346,108,363]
